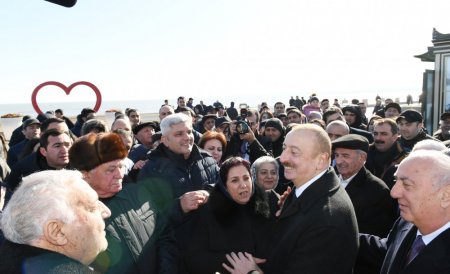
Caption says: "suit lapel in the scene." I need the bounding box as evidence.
[278,191,300,219]
[402,227,450,273]
[386,224,416,274]
[344,167,366,197]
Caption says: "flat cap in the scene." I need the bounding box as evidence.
[132,121,158,135]
[331,134,369,153]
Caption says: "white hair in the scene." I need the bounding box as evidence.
[1,170,84,244]
[326,120,350,134]
[401,150,450,189]
[412,139,447,152]
[251,156,280,190]
[160,113,192,136]
[308,111,323,121]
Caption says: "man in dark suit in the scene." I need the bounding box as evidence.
[223,124,359,274]
[332,134,397,237]
[358,150,450,274]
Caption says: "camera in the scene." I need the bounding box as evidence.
[236,120,250,134]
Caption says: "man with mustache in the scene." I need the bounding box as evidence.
[223,124,358,274]
[365,118,407,189]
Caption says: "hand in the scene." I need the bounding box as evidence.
[275,186,292,217]
[222,252,265,274]
[133,160,148,170]
[239,129,256,144]
[179,190,209,213]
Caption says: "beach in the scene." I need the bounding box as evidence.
[0,101,422,142]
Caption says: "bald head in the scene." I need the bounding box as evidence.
[326,120,350,141]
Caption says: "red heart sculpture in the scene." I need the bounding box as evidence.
[31,81,102,114]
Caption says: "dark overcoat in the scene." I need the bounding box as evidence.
[263,167,359,274]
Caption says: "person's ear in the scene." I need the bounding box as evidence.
[161,135,168,147]
[439,185,450,209]
[81,170,90,180]
[43,220,67,246]
[39,147,47,157]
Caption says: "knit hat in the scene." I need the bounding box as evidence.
[264,118,285,134]
[69,132,128,171]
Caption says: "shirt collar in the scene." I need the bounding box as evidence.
[295,169,327,198]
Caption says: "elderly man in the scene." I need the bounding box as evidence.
[69,132,176,273]
[326,120,350,141]
[224,124,358,274]
[0,170,110,273]
[358,150,450,274]
[332,134,396,238]
[129,121,158,162]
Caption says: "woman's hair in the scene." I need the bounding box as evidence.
[198,131,227,152]
[251,156,279,187]
[219,157,251,186]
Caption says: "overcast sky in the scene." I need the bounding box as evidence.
[0,0,448,105]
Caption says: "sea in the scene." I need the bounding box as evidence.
[0,93,411,118]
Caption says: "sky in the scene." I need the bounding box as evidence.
[0,0,448,106]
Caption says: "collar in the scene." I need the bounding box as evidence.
[418,221,450,245]
[338,172,358,188]
[295,169,327,198]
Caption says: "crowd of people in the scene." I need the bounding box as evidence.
[0,94,449,274]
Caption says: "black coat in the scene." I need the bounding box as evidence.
[224,133,271,164]
[358,218,450,274]
[138,143,219,203]
[263,168,359,274]
[4,152,56,193]
[345,166,397,238]
[0,240,98,274]
[184,184,273,274]
[137,143,219,259]
[366,142,408,189]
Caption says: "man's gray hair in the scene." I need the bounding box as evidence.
[401,150,450,189]
[326,120,350,134]
[160,113,192,136]
[1,170,83,244]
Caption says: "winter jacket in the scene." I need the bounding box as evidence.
[93,183,177,274]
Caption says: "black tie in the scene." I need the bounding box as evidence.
[406,235,425,265]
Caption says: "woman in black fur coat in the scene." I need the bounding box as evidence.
[183,157,274,274]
